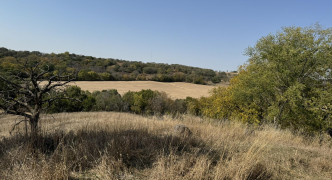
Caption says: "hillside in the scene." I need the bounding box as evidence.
[1,112,331,179]
[0,47,235,84]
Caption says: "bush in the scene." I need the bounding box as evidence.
[122,91,135,112]
[168,99,187,115]
[48,86,95,113]
[185,97,202,116]
[131,89,157,114]
[92,90,124,111]
[123,90,175,115]
[150,92,172,115]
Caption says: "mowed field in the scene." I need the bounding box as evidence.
[66,81,227,99]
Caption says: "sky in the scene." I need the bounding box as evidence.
[1,0,332,71]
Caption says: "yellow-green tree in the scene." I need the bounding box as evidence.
[206,25,332,132]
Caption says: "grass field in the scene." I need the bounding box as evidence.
[65,81,227,99]
[1,112,331,179]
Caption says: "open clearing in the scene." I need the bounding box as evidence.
[66,81,227,99]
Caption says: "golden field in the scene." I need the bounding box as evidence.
[1,112,331,179]
[64,81,227,99]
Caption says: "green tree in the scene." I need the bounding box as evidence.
[99,72,113,80]
[78,70,100,80]
[212,25,332,132]
[92,89,124,111]
[48,86,95,113]
[131,89,157,114]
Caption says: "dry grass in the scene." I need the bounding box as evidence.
[63,81,228,99]
[0,112,332,179]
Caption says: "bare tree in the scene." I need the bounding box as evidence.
[0,57,75,137]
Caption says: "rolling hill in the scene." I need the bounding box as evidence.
[0,47,236,85]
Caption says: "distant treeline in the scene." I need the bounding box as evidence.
[47,86,196,117]
[0,47,235,84]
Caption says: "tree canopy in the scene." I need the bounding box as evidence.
[201,25,332,133]
[0,48,232,84]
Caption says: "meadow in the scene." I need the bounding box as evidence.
[65,81,227,99]
[1,112,331,179]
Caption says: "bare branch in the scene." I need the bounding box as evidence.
[41,75,76,94]
[9,119,29,135]
[0,57,77,136]
[5,110,32,119]
[0,95,33,113]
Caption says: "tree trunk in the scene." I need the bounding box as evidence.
[29,113,40,138]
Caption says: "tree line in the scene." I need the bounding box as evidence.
[0,48,232,84]
[46,86,191,117]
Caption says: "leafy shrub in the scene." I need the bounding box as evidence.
[186,97,202,116]
[123,90,177,115]
[131,89,157,114]
[92,90,124,111]
[48,86,95,113]
[168,99,187,115]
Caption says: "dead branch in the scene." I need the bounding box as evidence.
[9,119,29,135]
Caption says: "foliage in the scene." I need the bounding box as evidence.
[125,89,164,115]
[185,97,202,116]
[200,25,332,133]
[48,86,95,113]
[92,89,124,111]
[47,86,190,116]
[0,47,232,84]
[168,99,187,115]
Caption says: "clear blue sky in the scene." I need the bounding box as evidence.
[1,0,332,71]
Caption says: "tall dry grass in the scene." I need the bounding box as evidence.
[0,112,331,179]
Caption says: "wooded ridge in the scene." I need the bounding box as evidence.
[0,47,234,84]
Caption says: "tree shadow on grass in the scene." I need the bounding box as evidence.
[0,128,220,171]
